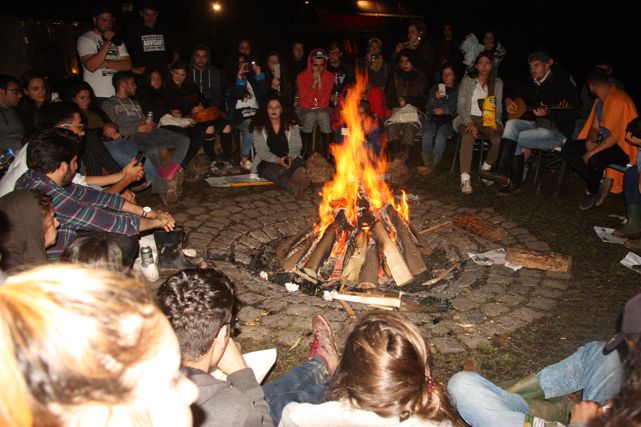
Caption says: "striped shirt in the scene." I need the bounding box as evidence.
[16,170,140,260]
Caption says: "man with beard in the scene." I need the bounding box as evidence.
[14,128,175,265]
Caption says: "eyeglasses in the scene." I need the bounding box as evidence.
[3,88,21,94]
[60,123,85,130]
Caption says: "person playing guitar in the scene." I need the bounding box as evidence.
[480,50,577,194]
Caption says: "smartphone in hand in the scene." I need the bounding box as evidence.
[134,151,146,166]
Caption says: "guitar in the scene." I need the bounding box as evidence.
[508,97,573,120]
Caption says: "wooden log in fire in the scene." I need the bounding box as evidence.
[282,235,315,272]
[506,247,572,273]
[372,221,413,286]
[302,225,337,278]
[389,209,428,276]
[454,212,507,241]
[358,238,379,288]
[341,230,368,284]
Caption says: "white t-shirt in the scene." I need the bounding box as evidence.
[0,143,87,197]
[470,80,488,117]
[77,30,130,98]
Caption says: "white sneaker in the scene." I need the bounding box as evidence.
[461,179,473,194]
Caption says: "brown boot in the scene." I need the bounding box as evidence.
[287,167,310,197]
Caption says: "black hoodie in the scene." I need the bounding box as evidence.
[189,44,224,109]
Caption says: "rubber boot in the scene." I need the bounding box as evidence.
[503,373,573,424]
[400,144,412,163]
[480,138,517,186]
[614,204,641,239]
[153,225,196,271]
[301,132,313,159]
[157,161,181,180]
[498,154,525,195]
[321,133,333,163]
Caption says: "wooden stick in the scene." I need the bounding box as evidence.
[419,221,453,236]
[422,265,456,286]
[372,221,413,286]
[341,231,368,284]
[506,247,572,272]
[331,290,401,308]
[303,225,337,278]
[358,239,379,288]
[292,267,318,284]
[282,237,314,272]
[390,210,428,276]
[338,300,357,318]
[277,224,314,260]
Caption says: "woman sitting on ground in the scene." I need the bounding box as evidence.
[250,95,310,196]
[453,51,503,194]
[280,311,459,426]
[0,264,198,427]
[418,63,459,177]
[0,189,58,271]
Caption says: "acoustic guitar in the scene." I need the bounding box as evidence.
[508,97,573,120]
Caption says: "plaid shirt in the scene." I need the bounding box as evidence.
[16,170,140,260]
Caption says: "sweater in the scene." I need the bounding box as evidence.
[182,366,273,427]
[101,96,145,137]
[424,84,458,119]
[453,75,503,130]
[251,124,302,174]
[279,400,453,427]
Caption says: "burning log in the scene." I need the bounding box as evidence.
[318,230,349,280]
[506,247,572,273]
[389,208,427,276]
[454,212,507,241]
[341,230,368,284]
[282,234,315,272]
[372,221,413,286]
[358,238,379,289]
[302,225,337,278]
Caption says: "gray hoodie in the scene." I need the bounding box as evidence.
[190,44,224,109]
[182,366,274,427]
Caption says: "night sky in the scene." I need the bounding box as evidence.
[2,0,640,100]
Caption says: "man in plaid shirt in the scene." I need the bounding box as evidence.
[15,128,176,265]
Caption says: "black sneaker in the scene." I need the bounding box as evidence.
[595,178,613,207]
[579,193,598,210]
[130,180,152,192]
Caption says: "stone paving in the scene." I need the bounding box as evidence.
[166,184,570,356]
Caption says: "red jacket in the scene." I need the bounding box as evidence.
[297,50,335,109]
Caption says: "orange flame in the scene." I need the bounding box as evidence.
[315,72,409,235]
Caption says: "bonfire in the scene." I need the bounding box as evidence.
[279,72,431,289]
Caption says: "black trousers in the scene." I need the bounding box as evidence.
[257,157,306,190]
[82,130,123,176]
[561,139,629,194]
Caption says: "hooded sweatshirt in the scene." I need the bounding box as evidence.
[296,50,335,110]
[189,44,224,108]
[0,105,24,152]
[0,189,48,270]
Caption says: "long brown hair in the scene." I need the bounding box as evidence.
[0,265,163,426]
[326,311,459,424]
[467,51,496,96]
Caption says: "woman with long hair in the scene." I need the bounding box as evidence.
[250,95,310,196]
[225,52,268,171]
[0,264,198,427]
[17,70,49,134]
[265,51,294,105]
[280,311,459,426]
[452,51,503,194]
[418,63,459,176]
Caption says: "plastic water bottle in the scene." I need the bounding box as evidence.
[145,111,154,124]
[139,246,159,281]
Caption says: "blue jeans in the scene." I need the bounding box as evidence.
[102,139,158,180]
[624,166,641,204]
[422,120,452,158]
[127,128,190,167]
[503,119,566,155]
[448,341,623,427]
[235,119,253,158]
[263,356,329,425]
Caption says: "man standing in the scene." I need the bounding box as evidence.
[296,49,335,159]
[15,128,175,264]
[126,0,180,75]
[77,3,132,103]
[481,51,577,194]
[0,74,24,152]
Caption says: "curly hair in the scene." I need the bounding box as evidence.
[326,311,459,424]
[156,268,236,361]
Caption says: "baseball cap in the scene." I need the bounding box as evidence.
[527,51,551,63]
[604,293,641,352]
[311,49,328,60]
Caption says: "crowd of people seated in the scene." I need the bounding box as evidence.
[1,1,641,425]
